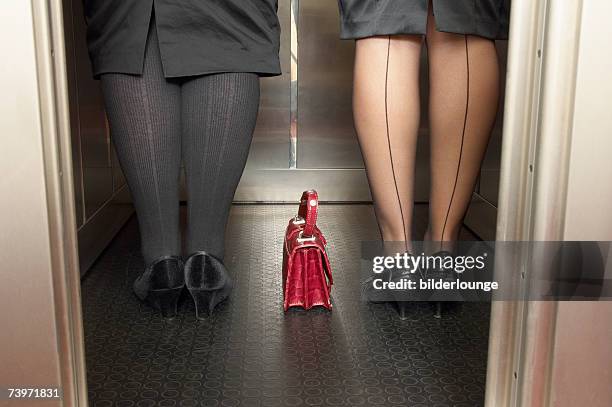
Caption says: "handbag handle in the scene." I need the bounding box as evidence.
[297,190,318,237]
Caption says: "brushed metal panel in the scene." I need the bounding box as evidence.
[70,0,115,219]
[486,1,587,406]
[111,133,127,192]
[64,0,133,274]
[244,0,291,170]
[289,0,298,168]
[234,169,372,202]
[485,0,548,405]
[296,0,360,168]
[415,130,431,203]
[45,0,89,400]
[63,0,84,227]
[78,203,134,274]
[83,166,114,213]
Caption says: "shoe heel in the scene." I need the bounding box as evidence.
[189,289,219,320]
[396,301,410,320]
[148,287,183,319]
[434,301,443,319]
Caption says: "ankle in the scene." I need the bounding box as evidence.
[424,228,460,254]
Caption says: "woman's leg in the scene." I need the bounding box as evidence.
[100,17,181,265]
[353,35,423,252]
[181,73,260,260]
[425,6,500,250]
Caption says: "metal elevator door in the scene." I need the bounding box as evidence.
[234,0,375,202]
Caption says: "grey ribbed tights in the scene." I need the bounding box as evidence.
[100,16,259,265]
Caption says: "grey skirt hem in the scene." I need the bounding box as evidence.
[85,0,282,81]
[338,0,510,41]
[340,15,508,41]
[89,47,282,80]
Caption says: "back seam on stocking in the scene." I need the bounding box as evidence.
[439,35,470,251]
[384,35,409,253]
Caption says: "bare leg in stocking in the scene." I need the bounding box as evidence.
[353,35,423,254]
[425,5,500,252]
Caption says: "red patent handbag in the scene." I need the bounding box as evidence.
[282,190,333,311]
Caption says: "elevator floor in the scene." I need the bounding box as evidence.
[82,204,490,406]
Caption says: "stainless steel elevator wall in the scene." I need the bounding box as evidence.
[63,0,133,274]
[297,0,360,169]
[245,0,292,170]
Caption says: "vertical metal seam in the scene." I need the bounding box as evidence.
[289,0,298,169]
[69,0,87,226]
[30,0,88,403]
[485,0,550,405]
[517,0,585,405]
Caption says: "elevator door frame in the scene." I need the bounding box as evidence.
[11,0,591,406]
[485,0,590,406]
[0,0,87,405]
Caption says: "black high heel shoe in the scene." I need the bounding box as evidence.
[363,251,423,320]
[391,266,420,320]
[184,251,233,319]
[427,250,456,319]
[379,251,419,320]
[133,255,185,319]
[362,264,393,304]
[394,250,457,320]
